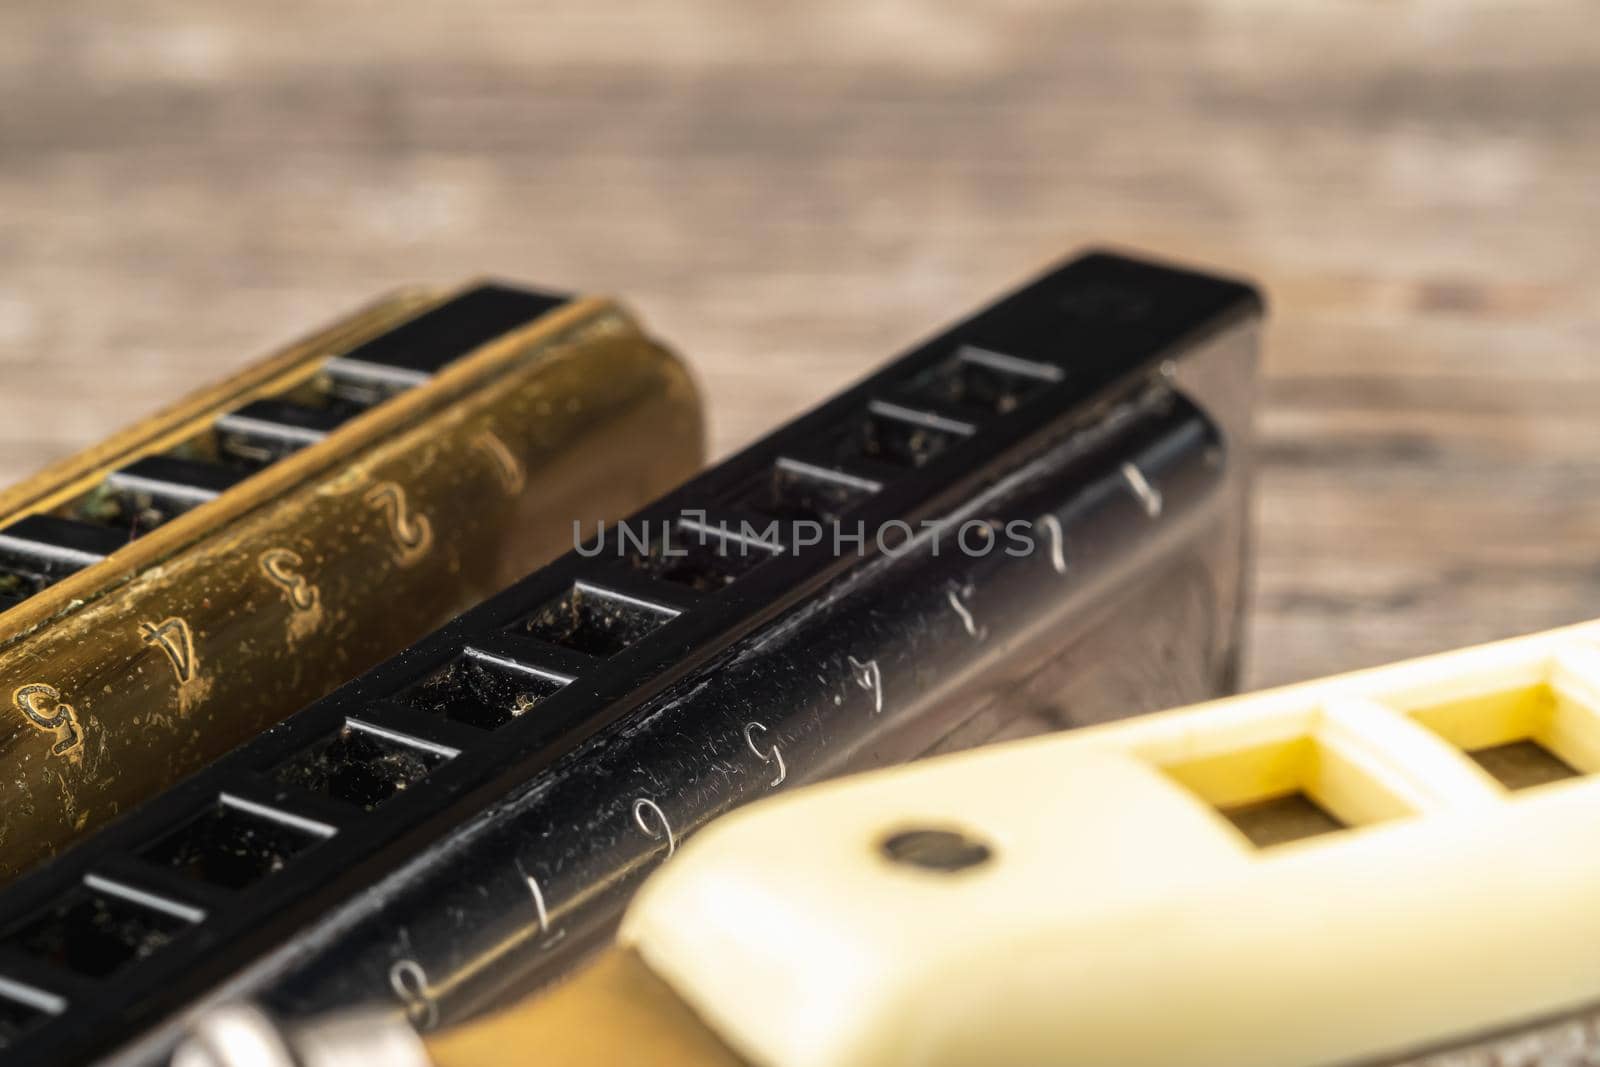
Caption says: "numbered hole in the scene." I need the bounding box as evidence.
[3,885,196,978]
[0,567,40,609]
[212,399,345,471]
[403,652,570,730]
[290,364,410,419]
[0,515,121,587]
[901,345,1060,417]
[0,515,124,605]
[514,583,679,659]
[623,527,780,592]
[273,722,451,811]
[839,403,974,470]
[0,985,58,1047]
[141,800,331,890]
[729,460,878,526]
[62,456,240,539]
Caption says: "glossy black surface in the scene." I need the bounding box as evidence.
[326,283,565,380]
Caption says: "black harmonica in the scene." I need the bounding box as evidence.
[0,250,1261,1066]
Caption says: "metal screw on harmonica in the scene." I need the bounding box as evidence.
[0,283,702,884]
[0,249,1261,1067]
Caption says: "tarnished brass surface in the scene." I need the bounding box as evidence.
[0,287,704,882]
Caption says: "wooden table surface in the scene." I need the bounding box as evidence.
[3,1,1596,689]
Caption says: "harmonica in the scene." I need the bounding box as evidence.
[0,250,1261,1065]
[0,284,702,884]
[188,617,1600,1067]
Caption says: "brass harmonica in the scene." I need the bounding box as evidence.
[0,284,702,883]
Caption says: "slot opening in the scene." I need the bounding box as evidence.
[210,398,347,471]
[64,481,191,537]
[514,583,679,659]
[840,403,974,470]
[140,799,330,889]
[179,365,376,475]
[272,722,450,811]
[285,364,411,419]
[729,460,878,526]
[0,565,45,602]
[623,524,780,592]
[0,987,54,1047]
[901,345,1060,416]
[1163,735,1413,849]
[55,456,240,539]
[0,515,121,596]
[1407,682,1599,791]
[403,652,570,730]
[3,884,194,978]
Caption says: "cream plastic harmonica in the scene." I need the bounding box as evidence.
[185,617,1600,1067]
[0,284,702,883]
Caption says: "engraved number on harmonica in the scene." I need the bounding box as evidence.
[388,958,438,1030]
[473,430,526,495]
[744,721,787,788]
[848,655,884,714]
[259,548,319,611]
[364,481,433,567]
[1038,514,1068,575]
[514,858,566,950]
[632,797,677,857]
[140,617,197,685]
[13,683,83,756]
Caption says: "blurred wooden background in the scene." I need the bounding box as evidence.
[2,1,1596,688]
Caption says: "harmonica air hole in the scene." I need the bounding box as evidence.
[0,565,41,609]
[1163,735,1413,850]
[403,652,571,731]
[212,399,349,472]
[901,345,1061,416]
[842,402,976,470]
[139,800,329,890]
[514,583,680,659]
[61,455,243,541]
[272,722,450,812]
[0,980,59,1046]
[0,514,122,595]
[2,883,196,979]
[1406,682,1598,791]
[730,459,879,527]
[624,524,781,592]
[295,365,415,419]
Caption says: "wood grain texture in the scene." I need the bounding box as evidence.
[2,0,1596,688]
